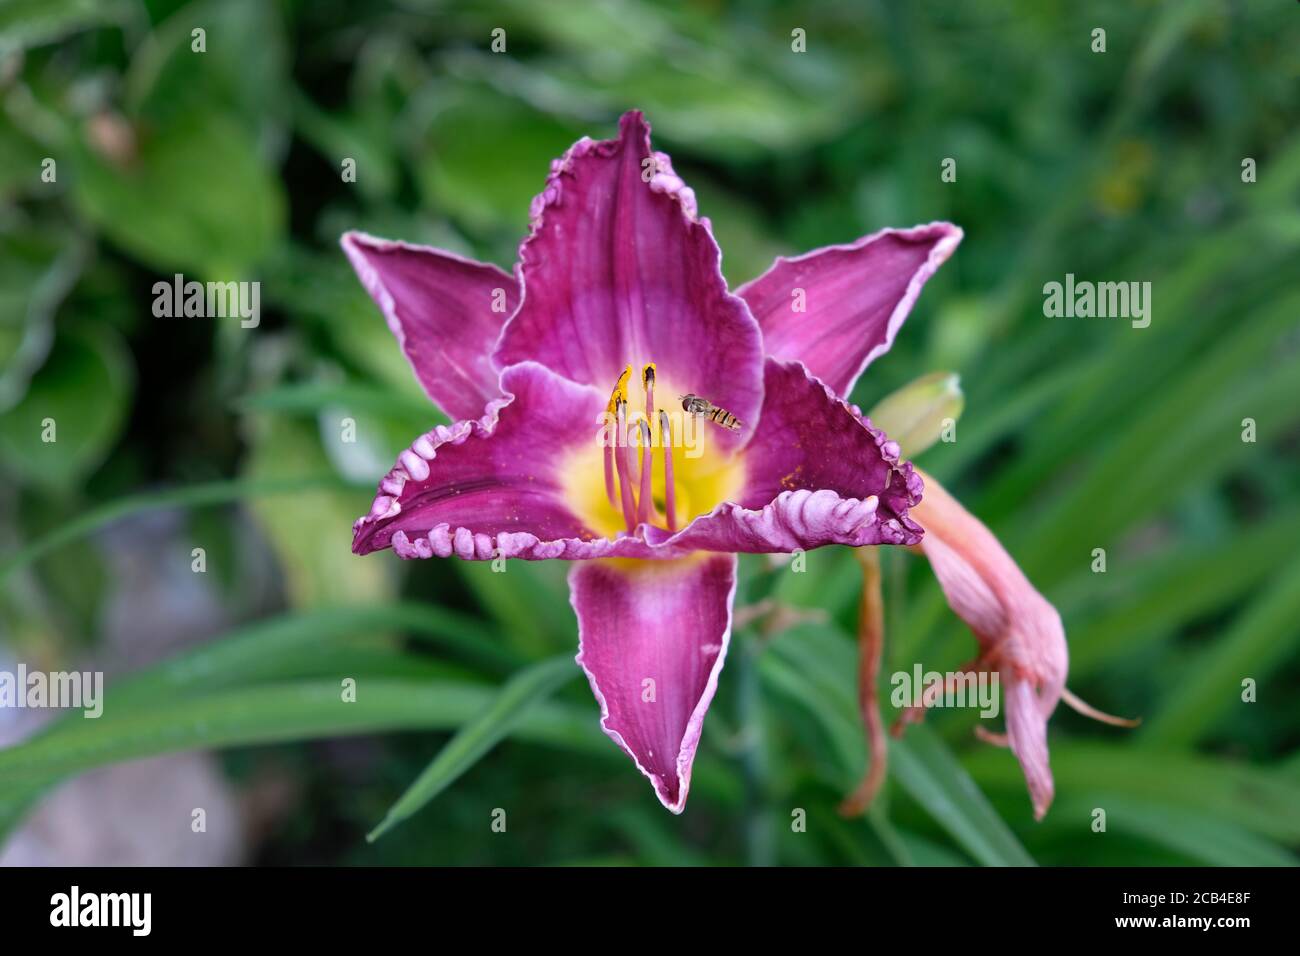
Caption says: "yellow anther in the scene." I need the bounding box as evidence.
[606,364,633,416]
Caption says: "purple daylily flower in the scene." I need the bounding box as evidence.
[342,111,961,812]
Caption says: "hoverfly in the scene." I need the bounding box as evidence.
[680,393,742,430]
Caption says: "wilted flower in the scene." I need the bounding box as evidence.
[342,111,960,811]
[866,379,1136,821]
[909,471,1068,820]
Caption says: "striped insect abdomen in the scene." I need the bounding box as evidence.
[708,406,740,430]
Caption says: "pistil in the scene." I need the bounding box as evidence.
[603,441,616,509]
[659,410,677,531]
[637,420,654,525]
[637,365,657,526]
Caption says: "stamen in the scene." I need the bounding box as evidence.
[604,365,633,515]
[659,410,677,531]
[603,364,665,534]
[613,400,638,532]
[603,440,616,509]
[606,364,632,417]
[637,419,654,526]
[625,417,641,487]
[642,363,656,421]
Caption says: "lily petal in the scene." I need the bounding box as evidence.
[342,231,520,422]
[737,223,962,398]
[571,554,736,813]
[911,470,1066,820]
[495,110,764,450]
[352,361,606,560]
[647,359,923,552]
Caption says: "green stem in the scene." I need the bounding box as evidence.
[737,633,774,867]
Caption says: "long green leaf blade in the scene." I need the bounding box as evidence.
[890,726,1037,867]
[367,655,579,842]
[0,475,352,581]
[0,679,602,786]
[1141,557,1300,748]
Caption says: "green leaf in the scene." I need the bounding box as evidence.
[237,381,434,425]
[261,246,439,403]
[103,603,521,712]
[0,0,129,54]
[1052,797,1296,867]
[761,626,865,780]
[125,0,289,142]
[237,379,438,484]
[1141,556,1300,748]
[437,1,865,158]
[0,474,350,582]
[965,744,1300,843]
[761,624,1035,866]
[291,89,399,201]
[0,607,574,840]
[970,221,1286,530]
[1067,507,1300,678]
[455,558,572,657]
[368,655,579,841]
[242,415,394,607]
[0,226,88,407]
[1054,291,1299,551]
[72,110,284,275]
[412,87,582,233]
[0,112,48,201]
[0,678,603,787]
[605,807,717,867]
[0,324,132,487]
[924,360,1093,484]
[890,726,1036,867]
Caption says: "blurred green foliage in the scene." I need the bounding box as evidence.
[0,0,1297,865]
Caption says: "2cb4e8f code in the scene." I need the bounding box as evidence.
[1124,892,1251,907]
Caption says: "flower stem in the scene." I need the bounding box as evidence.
[737,633,774,867]
[839,547,887,817]
[736,556,782,866]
